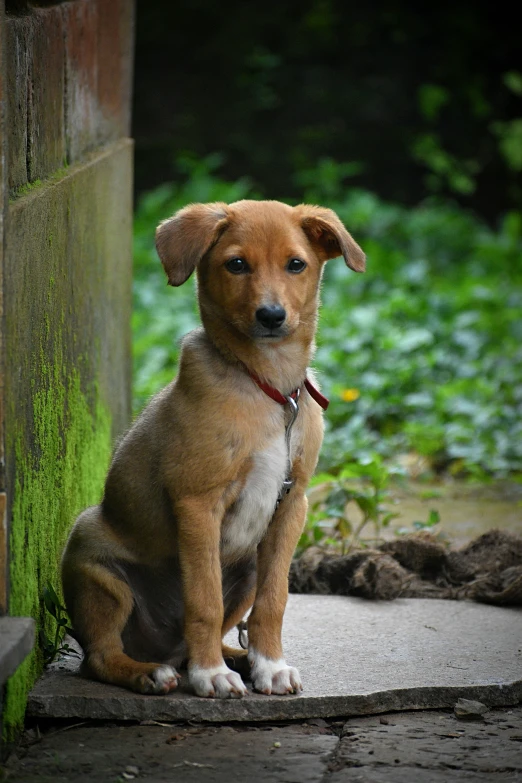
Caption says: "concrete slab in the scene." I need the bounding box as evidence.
[27,595,522,722]
[6,709,522,782]
[0,618,34,686]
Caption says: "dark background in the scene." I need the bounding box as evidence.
[132,0,521,224]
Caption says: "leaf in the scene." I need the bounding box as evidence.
[381,512,400,527]
[43,587,59,620]
[503,71,522,96]
[427,509,441,525]
[43,582,66,617]
[336,517,352,538]
[353,494,377,518]
[412,509,440,529]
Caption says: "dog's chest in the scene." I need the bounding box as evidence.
[220,433,288,559]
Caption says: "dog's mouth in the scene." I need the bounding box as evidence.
[251,326,288,341]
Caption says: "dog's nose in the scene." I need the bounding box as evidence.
[256,305,286,330]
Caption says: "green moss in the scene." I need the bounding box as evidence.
[9,166,71,202]
[3,360,112,740]
[9,179,42,200]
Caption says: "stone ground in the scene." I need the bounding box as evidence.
[26,596,522,723]
[2,706,522,782]
[5,593,522,780]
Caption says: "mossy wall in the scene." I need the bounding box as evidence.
[5,370,111,736]
[3,140,133,738]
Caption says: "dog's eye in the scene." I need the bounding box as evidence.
[287,258,307,274]
[225,257,249,274]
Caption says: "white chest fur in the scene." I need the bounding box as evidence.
[221,433,288,560]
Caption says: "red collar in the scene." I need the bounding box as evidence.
[248,370,329,410]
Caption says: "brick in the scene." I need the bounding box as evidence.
[62,0,99,162]
[27,6,66,180]
[5,16,30,192]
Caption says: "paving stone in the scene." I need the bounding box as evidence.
[27,595,522,722]
[0,618,34,686]
[5,709,522,782]
[328,768,520,782]
[336,710,522,773]
[4,723,338,783]
[328,707,522,782]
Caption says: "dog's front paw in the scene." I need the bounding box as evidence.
[248,649,303,695]
[189,663,247,699]
[133,664,181,695]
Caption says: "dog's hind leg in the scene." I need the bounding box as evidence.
[63,561,180,695]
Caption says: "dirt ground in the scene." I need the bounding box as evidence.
[2,705,521,782]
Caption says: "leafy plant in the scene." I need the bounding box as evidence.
[40,582,79,665]
[299,457,402,553]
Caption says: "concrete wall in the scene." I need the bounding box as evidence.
[0,0,135,740]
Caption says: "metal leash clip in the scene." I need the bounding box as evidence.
[237,620,248,650]
[284,390,300,445]
[275,390,300,507]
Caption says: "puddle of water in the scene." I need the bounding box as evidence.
[387,480,522,547]
[307,479,522,549]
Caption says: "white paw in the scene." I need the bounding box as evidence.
[189,662,247,699]
[248,649,303,695]
[138,665,180,694]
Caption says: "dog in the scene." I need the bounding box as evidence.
[61,199,365,698]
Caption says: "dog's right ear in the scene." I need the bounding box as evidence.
[295,204,366,272]
[155,202,229,286]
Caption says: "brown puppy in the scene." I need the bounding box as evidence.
[61,200,365,698]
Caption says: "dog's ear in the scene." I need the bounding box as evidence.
[155,202,229,286]
[295,204,366,272]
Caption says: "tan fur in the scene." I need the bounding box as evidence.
[61,199,364,697]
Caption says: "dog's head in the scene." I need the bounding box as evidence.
[156,200,365,343]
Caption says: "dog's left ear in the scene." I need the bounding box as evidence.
[156,202,230,286]
[295,204,366,272]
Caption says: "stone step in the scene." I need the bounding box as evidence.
[27,595,522,722]
[0,617,35,687]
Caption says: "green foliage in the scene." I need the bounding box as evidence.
[412,133,479,195]
[299,456,401,553]
[133,156,522,478]
[414,71,522,199]
[313,183,522,478]
[135,2,522,221]
[492,119,522,172]
[40,583,79,666]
